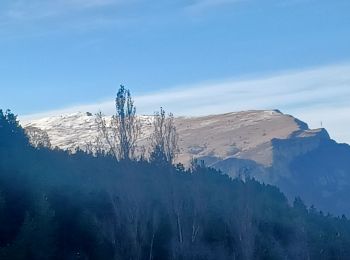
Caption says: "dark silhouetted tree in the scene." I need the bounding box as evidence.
[0,110,28,148]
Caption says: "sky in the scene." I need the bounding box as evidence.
[1,0,350,143]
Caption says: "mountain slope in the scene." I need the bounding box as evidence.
[22,110,350,215]
[22,110,322,165]
[3,110,350,259]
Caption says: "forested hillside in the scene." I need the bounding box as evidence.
[1,108,350,259]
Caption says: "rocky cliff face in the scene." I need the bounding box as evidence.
[274,138,350,216]
[176,110,307,167]
[22,110,350,215]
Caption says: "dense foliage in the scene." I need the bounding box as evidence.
[1,109,350,260]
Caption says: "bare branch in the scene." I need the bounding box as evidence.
[150,108,179,164]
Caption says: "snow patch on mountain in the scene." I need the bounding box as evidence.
[21,110,328,167]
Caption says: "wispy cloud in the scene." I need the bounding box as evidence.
[185,0,244,12]
[0,0,139,39]
[0,0,128,22]
[20,63,350,144]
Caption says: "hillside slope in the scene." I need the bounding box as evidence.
[2,110,350,259]
[22,110,350,215]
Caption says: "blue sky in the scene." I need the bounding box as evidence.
[1,0,350,142]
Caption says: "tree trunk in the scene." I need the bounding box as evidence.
[191,221,199,243]
[149,232,155,260]
[177,213,183,244]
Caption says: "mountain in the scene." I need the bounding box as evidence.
[22,110,350,216]
[3,110,350,259]
[21,110,319,165]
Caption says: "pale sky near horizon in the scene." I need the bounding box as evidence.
[1,0,350,143]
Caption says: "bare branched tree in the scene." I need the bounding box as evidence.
[84,135,106,156]
[149,107,179,164]
[95,85,140,160]
[25,126,52,148]
[115,85,140,160]
[95,112,118,158]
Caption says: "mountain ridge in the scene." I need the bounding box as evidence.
[22,110,350,216]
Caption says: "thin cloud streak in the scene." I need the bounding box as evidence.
[20,63,350,144]
[1,0,242,24]
[184,0,244,13]
[0,0,127,22]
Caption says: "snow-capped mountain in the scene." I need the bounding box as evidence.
[22,110,350,216]
[22,110,323,166]
[23,112,155,152]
